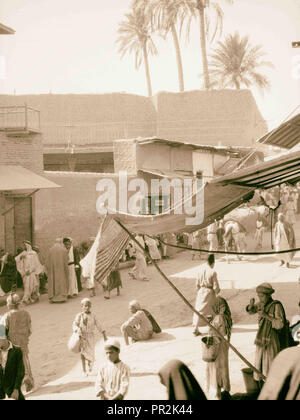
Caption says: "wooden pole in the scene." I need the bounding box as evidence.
[115,219,266,381]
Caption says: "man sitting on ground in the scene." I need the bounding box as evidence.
[121,300,161,345]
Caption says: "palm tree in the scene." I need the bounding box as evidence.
[208,32,274,92]
[116,4,157,97]
[185,0,234,90]
[151,0,191,92]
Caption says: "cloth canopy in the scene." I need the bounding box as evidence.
[257,113,300,149]
[83,149,300,283]
[0,166,61,191]
[214,150,300,189]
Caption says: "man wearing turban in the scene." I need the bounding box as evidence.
[246,283,289,387]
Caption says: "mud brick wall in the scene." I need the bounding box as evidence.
[114,139,137,174]
[0,131,43,173]
[0,90,267,148]
[34,172,103,258]
[0,93,157,146]
[153,90,267,146]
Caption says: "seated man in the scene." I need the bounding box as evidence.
[121,300,157,345]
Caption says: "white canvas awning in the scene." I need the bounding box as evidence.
[0,166,61,191]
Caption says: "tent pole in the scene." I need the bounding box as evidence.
[115,219,266,381]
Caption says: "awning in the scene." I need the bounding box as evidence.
[0,166,61,191]
[215,158,240,176]
[213,150,300,188]
[138,169,193,179]
[257,113,300,149]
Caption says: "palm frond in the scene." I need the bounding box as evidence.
[208,30,274,92]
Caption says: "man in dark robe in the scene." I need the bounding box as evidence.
[46,239,69,303]
[73,245,82,292]
[0,325,25,400]
[0,252,17,294]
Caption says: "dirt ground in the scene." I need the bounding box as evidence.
[1,218,299,400]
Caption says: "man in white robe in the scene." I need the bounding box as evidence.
[21,241,44,304]
[274,213,296,268]
[63,238,78,297]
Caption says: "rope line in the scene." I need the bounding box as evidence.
[116,219,266,381]
[158,239,300,256]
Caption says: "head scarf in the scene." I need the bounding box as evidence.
[81,298,91,306]
[212,296,232,338]
[129,300,141,310]
[256,283,275,295]
[158,360,207,401]
[258,347,300,400]
[7,293,20,308]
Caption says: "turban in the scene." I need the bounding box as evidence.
[81,298,91,306]
[256,283,275,295]
[104,338,120,351]
[7,294,20,307]
[0,324,6,339]
[129,300,141,310]
[292,324,300,342]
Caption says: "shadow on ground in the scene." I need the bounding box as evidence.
[28,381,94,397]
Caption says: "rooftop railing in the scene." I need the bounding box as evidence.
[0,105,40,133]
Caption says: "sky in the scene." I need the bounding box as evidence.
[0,0,299,130]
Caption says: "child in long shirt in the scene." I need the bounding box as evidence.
[95,338,130,400]
[73,298,107,376]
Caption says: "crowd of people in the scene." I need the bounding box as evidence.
[192,253,300,400]
[0,183,299,400]
[0,242,299,400]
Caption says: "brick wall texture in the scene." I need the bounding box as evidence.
[34,172,102,258]
[0,90,267,148]
[0,131,43,173]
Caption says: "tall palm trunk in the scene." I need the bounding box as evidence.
[142,44,153,97]
[198,5,210,89]
[234,77,240,89]
[171,24,184,92]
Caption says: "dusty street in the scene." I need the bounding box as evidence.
[1,221,299,400]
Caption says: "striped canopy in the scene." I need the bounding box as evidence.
[87,149,300,283]
[257,113,300,149]
[213,150,300,189]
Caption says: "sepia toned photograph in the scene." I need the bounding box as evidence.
[0,0,299,404]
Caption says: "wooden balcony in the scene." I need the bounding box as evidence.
[0,105,41,137]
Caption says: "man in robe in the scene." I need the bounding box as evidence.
[207,221,218,252]
[0,250,17,296]
[1,294,34,392]
[63,237,78,298]
[246,283,289,389]
[19,241,44,305]
[47,238,69,303]
[0,325,25,400]
[128,235,148,281]
[274,213,296,268]
[121,300,160,345]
